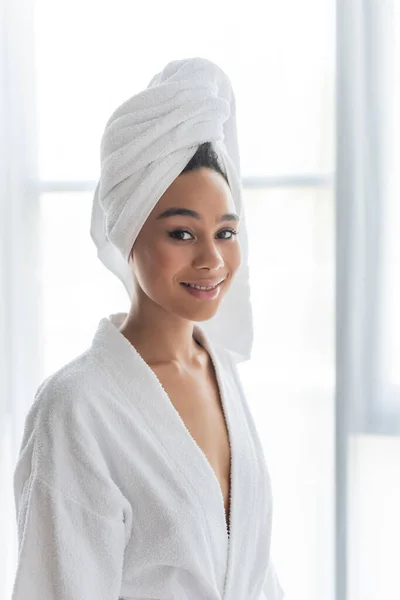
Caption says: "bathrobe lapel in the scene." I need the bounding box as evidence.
[202,331,272,600]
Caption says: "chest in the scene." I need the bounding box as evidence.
[151,359,232,532]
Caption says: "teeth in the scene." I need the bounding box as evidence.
[184,282,221,291]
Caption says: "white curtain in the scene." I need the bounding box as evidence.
[336,0,400,598]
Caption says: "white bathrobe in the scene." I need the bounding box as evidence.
[12,313,284,600]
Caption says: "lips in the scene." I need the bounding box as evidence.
[180,279,224,300]
[180,278,225,288]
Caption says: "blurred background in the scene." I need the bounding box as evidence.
[0,1,399,599]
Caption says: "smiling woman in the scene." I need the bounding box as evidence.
[11,58,284,600]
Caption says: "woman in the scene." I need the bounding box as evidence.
[12,58,284,599]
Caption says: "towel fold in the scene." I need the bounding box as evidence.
[90,57,253,362]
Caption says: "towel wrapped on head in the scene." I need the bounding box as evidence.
[90,57,253,362]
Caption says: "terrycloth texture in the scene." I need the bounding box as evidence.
[12,313,283,600]
[90,57,253,363]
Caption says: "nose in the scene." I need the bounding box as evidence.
[193,239,225,271]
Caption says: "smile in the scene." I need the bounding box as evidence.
[180,280,224,291]
[180,279,225,300]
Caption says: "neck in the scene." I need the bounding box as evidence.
[118,303,204,367]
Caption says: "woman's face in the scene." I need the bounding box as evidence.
[129,167,241,322]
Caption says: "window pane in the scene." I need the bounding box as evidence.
[39,193,130,377]
[35,0,334,181]
[348,436,400,599]
[244,186,335,385]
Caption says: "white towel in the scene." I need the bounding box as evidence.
[90,57,253,362]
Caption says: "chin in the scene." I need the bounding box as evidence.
[177,304,221,322]
[166,296,219,321]
[192,308,220,322]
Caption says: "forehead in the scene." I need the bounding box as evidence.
[155,167,236,215]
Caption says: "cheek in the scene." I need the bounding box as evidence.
[225,242,241,273]
[140,242,185,280]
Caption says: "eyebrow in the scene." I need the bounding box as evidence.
[156,207,239,223]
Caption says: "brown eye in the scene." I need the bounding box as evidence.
[168,229,194,241]
[217,229,238,240]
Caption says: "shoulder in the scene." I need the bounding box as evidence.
[14,348,125,516]
[18,348,111,475]
[27,348,100,433]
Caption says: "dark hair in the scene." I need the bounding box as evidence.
[181,141,229,186]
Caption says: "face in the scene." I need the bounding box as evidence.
[128,167,241,322]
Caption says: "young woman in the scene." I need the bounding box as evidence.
[12,58,284,600]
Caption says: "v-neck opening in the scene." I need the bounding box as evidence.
[202,340,233,541]
[140,324,233,542]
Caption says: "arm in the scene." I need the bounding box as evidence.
[11,377,127,599]
[12,473,125,599]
